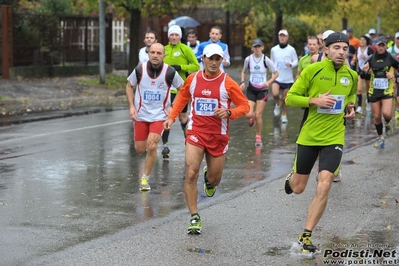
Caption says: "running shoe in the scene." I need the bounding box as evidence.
[203,166,217,197]
[249,117,255,127]
[255,135,262,146]
[284,171,293,194]
[333,169,342,182]
[140,177,151,191]
[281,115,288,123]
[395,109,399,120]
[355,106,363,114]
[162,145,170,159]
[315,168,342,182]
[274,104,281,116]
[298,232,318,253]
[187,214,202,234]
[373,137,385,149]
[385,123,392,136]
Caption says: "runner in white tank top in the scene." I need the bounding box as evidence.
[126,43,183,191]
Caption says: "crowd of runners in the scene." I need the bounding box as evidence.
[125,24,399,253]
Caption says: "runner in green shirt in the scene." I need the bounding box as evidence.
[284,32,357,253]
[296,36,319,79]
[162,25,200,158]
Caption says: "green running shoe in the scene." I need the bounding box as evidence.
[298,232,318,253]
[203,166,216,197]
[187,214,202,234]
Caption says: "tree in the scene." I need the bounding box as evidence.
[224,0,335,45]
[110,0,201,73]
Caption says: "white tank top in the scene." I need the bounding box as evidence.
[249,54,267,87]
[356,47,369,69]
[135,62,171,122]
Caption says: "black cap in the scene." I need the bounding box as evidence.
[347,27,353,32]
[376,36,387,45]
[252,39,263,46]
[325,32,349,47]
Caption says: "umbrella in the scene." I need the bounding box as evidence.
[168,16,200,28]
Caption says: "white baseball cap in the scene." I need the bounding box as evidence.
[322,30,335,40]
[203,43,224,58]
[395,32,399,39]
[278,29,289,36]
[368,28,376,35]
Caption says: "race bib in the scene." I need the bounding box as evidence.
[276,61,286,69]
[373,78,388,90]
[317,95,345,114]
[143,90,162,102]
[194,98,218,116]
[250,74,265,85]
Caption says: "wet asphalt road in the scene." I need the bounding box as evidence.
[0,94,398,265]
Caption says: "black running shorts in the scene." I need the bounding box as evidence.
[294,144,343,175]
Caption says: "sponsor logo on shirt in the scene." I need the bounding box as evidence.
[340,77,350,86]
[320,76,333,81]
[173,51,181,57]
[202,89,211,96]
[157,81,166,89]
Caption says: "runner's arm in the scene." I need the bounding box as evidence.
[223,46,231,67]
[225,76,250,119]
[240,57,250,90]
[195,43,205,63]
[290,49,299,68]
[285,70,311,108]
[181,47,200,73]
[168,75,193,121]
[125,82,136,109]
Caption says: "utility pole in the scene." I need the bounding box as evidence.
[377,10,381,34]
[99,0,105,84]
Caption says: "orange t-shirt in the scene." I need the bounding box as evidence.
[349,37,360,50]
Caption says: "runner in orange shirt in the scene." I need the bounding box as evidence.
[164,44,250,235]
[346,28,360,70]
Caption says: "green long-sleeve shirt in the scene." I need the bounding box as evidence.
[164,42,200,93]
[286,58,358,146]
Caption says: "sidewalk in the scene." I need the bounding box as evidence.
[0,67,243,124]
[0,75,127,124]
[30,133,399,265]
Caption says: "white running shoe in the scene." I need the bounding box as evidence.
[281,115,288,123]
[333,169,342,182]
[355,106,363,114]
[315,169,342,182]
[274,104,281,116]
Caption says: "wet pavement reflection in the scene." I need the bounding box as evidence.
[0,103,397,264]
